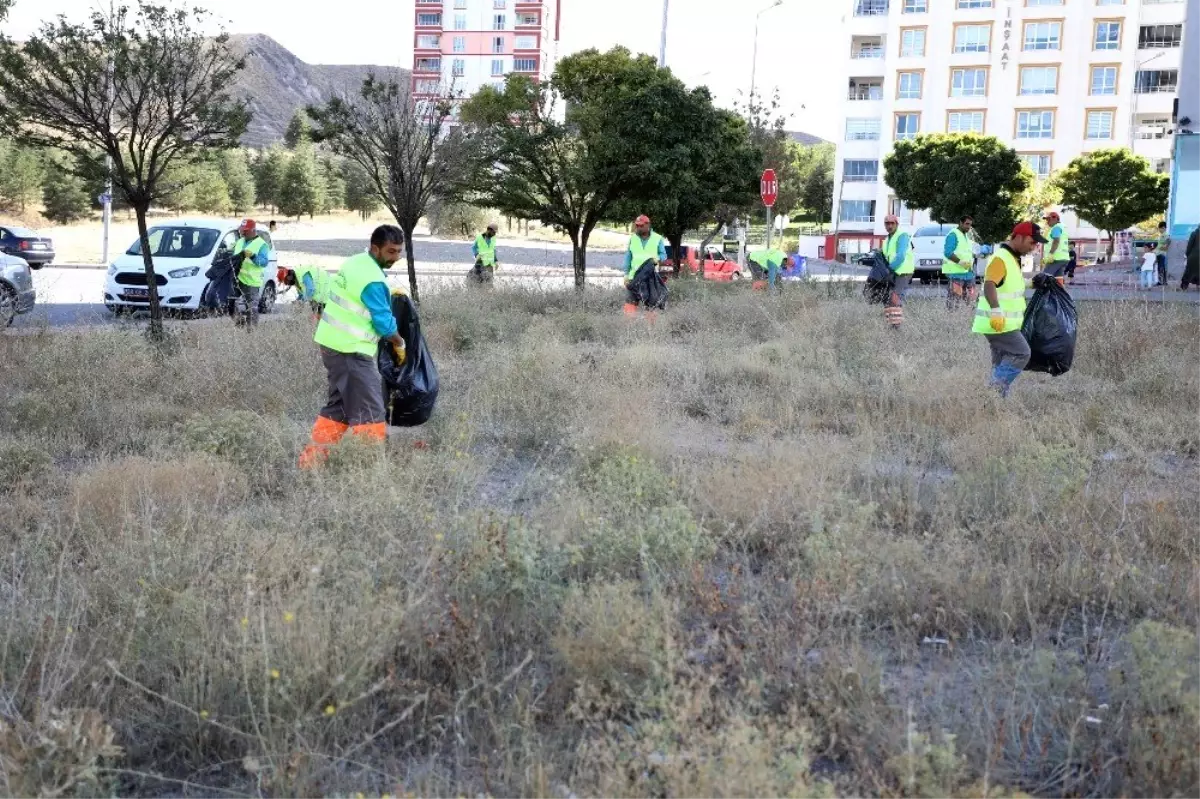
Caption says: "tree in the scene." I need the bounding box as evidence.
[278,141,321,219]
[427,200,484,238]
[219,149,256,212]
[0,1,249,340]
[42,158,91,224]
[1012,167,1063,224]
[1054,148,1169,256]
[0,141,45,213]
[320,155,345,213]
[252,146,287,212]
[343,159,381,220]
[884,134,1028,244]
[796,143,835,228]
[309,76,469,301]
[462,49,696,287]
[284,109,311,149]
[192,161,231,214]
[737,90,802,216]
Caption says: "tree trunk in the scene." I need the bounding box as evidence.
[135,205,166,343]
[569,228,587,289]
[697,220,725,281]
[667,234,683,278]
[403,224,420,303]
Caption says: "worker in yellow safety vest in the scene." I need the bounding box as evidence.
[747,247,788,291]
[942,214,978,309]
[472,222,500,284]
[299,225,408,469]
[231,219,272,327]
[1041,210,1069,287]
[623,214,667,316]
[280,265,331,316]
[881,213,914,328]
[974,221,1046,398]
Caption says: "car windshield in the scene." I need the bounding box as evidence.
[915,225,955,237]
[5,226,38,238]
[126,227,221,258]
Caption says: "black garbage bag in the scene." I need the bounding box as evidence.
[1022,272,1077,375]
[862,250,893,305]
[378,292,440,427]
[200,252,236,311]
[628,259,668,309]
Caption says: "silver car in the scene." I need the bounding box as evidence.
[0,253,35,327]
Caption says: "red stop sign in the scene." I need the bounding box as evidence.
[761,169,778,208]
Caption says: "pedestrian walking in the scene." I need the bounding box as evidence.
[623,214,667,317]
[942,215,978,308]
[1139,245,1157,290]
[974,221,1046,398]
[1155,221,1171,286]
[299,225,408,469]
[1065,247,1077,284]
[472,222,500,284]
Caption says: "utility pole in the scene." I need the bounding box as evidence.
[749,0,783,102]
[659,0,669,67]
[101,1,116,265]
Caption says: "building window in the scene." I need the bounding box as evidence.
[1135,69,1179,93]
[494,13,506,30]
[454,0,467,7]
[947,110,985,133]
[492,36,506,53]
[1151,158,1171,174]
[1016,110,1054,138]
[848,80,884,100]
[1019,65,1058,95]
[843,160,880,182]
[416,34,441,49]
[453,36,466,53]
[1086,110,1114,140]
[956,0,992,7]
[951,67,988,97]
[1096,0,1124,4]
[414,79,440,95]
[853,38,884,58]
[454,13,467,30]
[1138,24,1182,48]
[888,198,913,221]
[414,57,441,72]
[1020,153,1052,179]
[895,113,920,140]
[513,57,538,72]
[1023,21,1062,51]
[846,118,882,140]
[840,200,877,222]
[518,12,540,24]
[490,59,505,76]
[853,0,889,15]
[494,0,507,7]
[900,28,926,56]
[897,71,923,99]
[1090,65,1118,95]
[904,0,927,11]
[1137,116,1171,139]
[452,59,465,77]
[416,12,442,26]
[1142,0,1182,4]
[1094,20,1121,50]
[954,24,991,53]
[515,35,537,49]
[1027,0,1063,5]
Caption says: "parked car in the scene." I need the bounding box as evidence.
[659,244,744,281]
[910,223,982,283]
[103,219,279,314]
[0,253,35,327]
[0,225,55,269]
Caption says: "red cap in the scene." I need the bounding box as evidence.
[634,214,651,226]
[1043,210,1060,221]
[239,218,257,233]
[1012,221,1049,244]
[277,267,289,283]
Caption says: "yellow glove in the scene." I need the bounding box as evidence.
[989,309,1006,333]
[392,341,407,365]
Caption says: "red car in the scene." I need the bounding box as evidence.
[659,245,744,282]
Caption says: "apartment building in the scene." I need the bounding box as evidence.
[832,0,1188,253]
[411,0,560,102]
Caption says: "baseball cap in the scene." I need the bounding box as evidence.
[239,218,257,233]
[1013,221,1049,244]
[634,214,651,226]
[1043,210,1060,221]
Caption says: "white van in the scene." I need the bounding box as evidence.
[103,219,279,314]
[910,223,981,283]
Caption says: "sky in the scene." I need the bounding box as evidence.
[3,0,845,139]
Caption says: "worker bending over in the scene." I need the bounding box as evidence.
[881,214,914,328]
[942,215,978,308]
[747,247,788,291]
[623,214,667,316]
[472,222,500,283]
[280,265,330,316]
[974,221,1044,398]
[300,225,408,469]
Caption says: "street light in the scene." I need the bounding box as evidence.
[749,0,784,103]
[1127,50,1165,151]
[659,0,669,67]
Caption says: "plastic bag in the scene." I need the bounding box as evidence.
[862,250,893,305]
[200,253,235,311]
[377,293,440,426]
[628,259,668,309]
[1022,272,1077,375]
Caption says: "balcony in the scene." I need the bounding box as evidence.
[851,36,885,60]
[847,80,884,101]
[853,0,889,15]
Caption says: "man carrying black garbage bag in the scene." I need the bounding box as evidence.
[623,214,668,318]
[1022,272,1077,376]
[972,221,1045,398]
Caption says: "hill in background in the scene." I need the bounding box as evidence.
[228,34,408,148]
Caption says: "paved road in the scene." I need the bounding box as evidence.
[276,235,629,271]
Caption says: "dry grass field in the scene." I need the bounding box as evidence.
[0,281,1196,797]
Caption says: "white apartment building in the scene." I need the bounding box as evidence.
[831,0,1188,254]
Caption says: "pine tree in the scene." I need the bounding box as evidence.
[278,142,320,218]
[219,149,256,212]
[343,159,381,220]
[320,155,345,213]
[284,110,311,149]
[42,160,91,224]
[252,146,287,212]
[193,162,232,214]
[0,141,45,212]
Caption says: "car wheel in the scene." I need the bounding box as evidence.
[28,263,43,271]
[731,271,742,280]
[0,284,16,327]
[258,282,276,314]
[919,274,933,285]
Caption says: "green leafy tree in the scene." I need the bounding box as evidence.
[42,158,91,224]
[1012,167,1063,224]
[320,155,345,213]
[427,200,485,238]
[252,146,287,212]
[462,49,700,287]
[284,109,311,149]
[1054,148,1169,256]
[0,141,45,212]
[737,90,802,216]
[219,149,256,212]
[884,134,1028,244]
[192,161,232,214]
[0,1,249,340]
[277,141,321,219]
[342,159,381,220]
